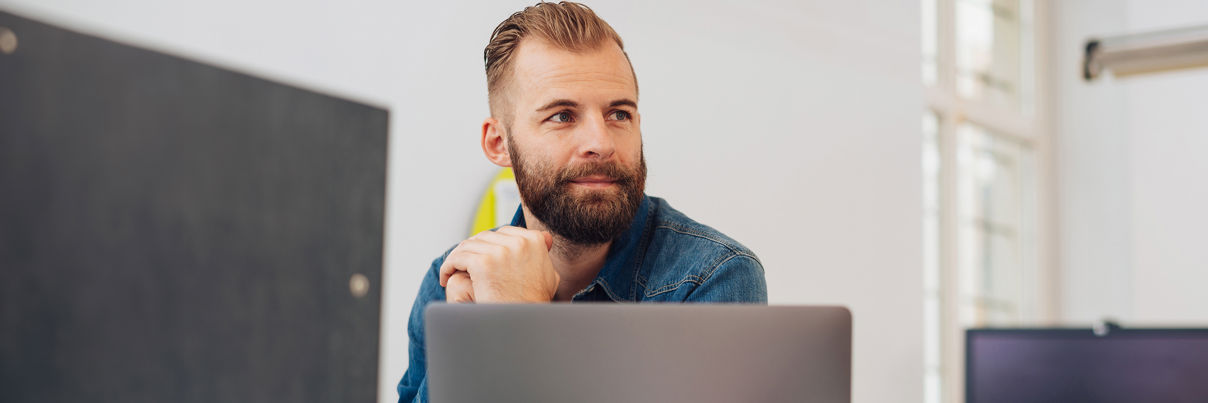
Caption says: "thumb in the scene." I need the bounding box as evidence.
[542,231,554,250]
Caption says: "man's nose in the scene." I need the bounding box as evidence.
[577,115,615,160]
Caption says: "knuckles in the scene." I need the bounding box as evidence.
[471,254,492,272]
[488,243,509,258]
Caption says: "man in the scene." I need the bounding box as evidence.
[397,2,767,401]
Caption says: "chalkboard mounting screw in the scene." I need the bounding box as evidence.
[0,27,17,55]
[350,273,370,298]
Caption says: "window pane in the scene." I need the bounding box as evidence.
[955,123,1037,327]
[923,112,941,293]
[954,0,1034,113]
[958,228,1021,324]
[922,111,942,403]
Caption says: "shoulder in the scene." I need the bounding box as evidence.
[648,197,758,259]
[638,197,765,301]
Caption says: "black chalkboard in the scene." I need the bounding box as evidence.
[0,11,387,403]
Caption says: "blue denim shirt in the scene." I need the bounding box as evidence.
[396,195,767,402]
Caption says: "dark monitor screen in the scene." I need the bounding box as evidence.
[966,328,1208,403]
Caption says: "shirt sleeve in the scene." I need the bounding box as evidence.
[684,253,768,303]
[397,256,448,403]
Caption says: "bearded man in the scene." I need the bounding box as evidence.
[397,3,767,401]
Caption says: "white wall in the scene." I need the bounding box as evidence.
[1049,0,1135,325]
[1123,1,1208,325]
[0,1,922,402]
[1051,0,1208,325]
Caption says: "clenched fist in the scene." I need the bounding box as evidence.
[438,226,558,303]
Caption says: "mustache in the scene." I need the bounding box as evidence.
[555,161,637,185]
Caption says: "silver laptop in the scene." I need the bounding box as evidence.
[425,304,851,403]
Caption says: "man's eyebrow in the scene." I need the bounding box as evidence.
[535,99,638,112]
[536,99,579,112]
[609,99,638,109]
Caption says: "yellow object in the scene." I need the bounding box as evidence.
[470,168,520,236]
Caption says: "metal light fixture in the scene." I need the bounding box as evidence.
[1084,24,1208,81]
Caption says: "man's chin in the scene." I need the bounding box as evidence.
[568,190,624,206]
[566,182,622,196]
[564,183,621,198]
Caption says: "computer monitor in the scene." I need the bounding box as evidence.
[966,326,1208,403]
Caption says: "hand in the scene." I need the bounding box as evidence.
[439,226,558,303]
[445,272,475,303]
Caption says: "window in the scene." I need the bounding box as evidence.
[921,1,1052,403]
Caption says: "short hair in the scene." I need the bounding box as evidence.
[484,1,636,123]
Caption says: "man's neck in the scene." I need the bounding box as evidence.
[521,207,611,301]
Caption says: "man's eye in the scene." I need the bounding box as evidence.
[609,110,632,121]
[548,111,573,123]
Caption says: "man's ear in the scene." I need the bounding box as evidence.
[481,117,512,167]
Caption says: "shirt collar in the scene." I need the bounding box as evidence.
[509,195,652,302]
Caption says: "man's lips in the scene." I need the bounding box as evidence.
[569,175,617,188]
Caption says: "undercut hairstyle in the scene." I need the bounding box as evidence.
[484,1,637,124]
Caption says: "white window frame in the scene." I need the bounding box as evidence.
[924,1,1059,403]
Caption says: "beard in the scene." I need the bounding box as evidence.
[508,139,647,246]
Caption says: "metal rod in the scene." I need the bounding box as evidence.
[1083,24,1208,81]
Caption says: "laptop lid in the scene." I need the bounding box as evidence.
[425,304,851,403]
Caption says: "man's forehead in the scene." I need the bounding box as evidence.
[509,38,637,106]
